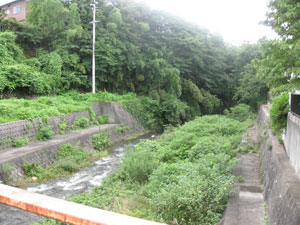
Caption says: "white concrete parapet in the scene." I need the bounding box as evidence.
[285,112,300,177]
[0,184,165,225]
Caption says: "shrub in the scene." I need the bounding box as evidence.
[122,97,164,131]
[22,162,45,179]
[54,156,79,173]
[121,147,159,184]
[26,122,32,129]
[37,125,54,141]
[98,115,109,124]
[57,144,88,163]
[12,137,29,147]
[1,163,14,184]
[74,117,90,129]
[22,144,90,183]
[58,122,67,134]
[88,108,96,124]
[92,132,111,151]
[224,104,254,122]
[144,162,234,225]
[114,124,129,133]
[270,93,289,133]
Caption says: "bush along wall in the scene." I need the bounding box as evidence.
[270,93,289,134]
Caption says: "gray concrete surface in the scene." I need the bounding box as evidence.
[0,101,143,151]
[0,124,121,184]
[285,112,300,179]
[222,153,265,225]
[258,105,300,225]
[0,101,145,185]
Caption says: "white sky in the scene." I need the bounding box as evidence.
[0,0,276,44]
[0,0,16,7]
[136,0,276,45]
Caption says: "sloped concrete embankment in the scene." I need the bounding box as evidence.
[258,105,300,225]
[0,102,142,150]
[0,102,144,185]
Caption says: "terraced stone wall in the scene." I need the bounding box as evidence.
[0,102,142,151]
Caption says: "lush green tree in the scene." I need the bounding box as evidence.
[265,0,300,41]
[0,0,262,125]
[254,0,300,95]
[233,63,268,109]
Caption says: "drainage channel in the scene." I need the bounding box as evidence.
[0,134,154,225]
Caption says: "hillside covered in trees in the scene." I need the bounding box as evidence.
[0,0,268,129]
[0,0,298,224]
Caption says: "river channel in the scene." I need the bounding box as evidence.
[0,134,153,225]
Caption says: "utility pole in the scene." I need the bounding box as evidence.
[90,1,98,94]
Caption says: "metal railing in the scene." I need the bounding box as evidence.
[0,184,165,225]
[290,93,300,117]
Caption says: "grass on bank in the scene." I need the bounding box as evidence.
[34,105,254,225]
[0,90,186,133]
[19,131,111,186]
[0,91,135,124]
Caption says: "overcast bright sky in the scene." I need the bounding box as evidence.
[136,0,276,45]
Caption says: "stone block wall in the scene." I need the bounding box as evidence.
[0,101,143,151]
[1,124,136,184]
[0,101,145,184]
[0,110,91,151]
[259,106,300,225]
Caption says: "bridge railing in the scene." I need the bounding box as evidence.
[0,184,165,225]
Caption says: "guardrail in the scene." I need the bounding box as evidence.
[0,184,166,225]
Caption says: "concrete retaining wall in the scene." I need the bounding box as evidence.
[0,102,144,185]
[0,111,91,151]
[258,106,300,225]
[285,112,300,179]
[0,102,142,151]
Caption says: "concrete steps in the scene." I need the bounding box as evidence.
[222,153,265,225]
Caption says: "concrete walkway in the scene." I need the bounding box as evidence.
[221,153,265,225]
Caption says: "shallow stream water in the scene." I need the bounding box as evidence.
[0,134,153,225]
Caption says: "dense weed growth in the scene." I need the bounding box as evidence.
[35,111,253,225]
[92,132,111,151]
[22,143,106,184]
[0,91,190,132]
[0,91,134,124]
[270,93,289,133]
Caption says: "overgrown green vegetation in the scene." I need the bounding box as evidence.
[92,131,111,151]
[114,124,129,133]
[0,90,191,132]
[58,121,67,134]
[270,93,289,133]
[224,104,255,122]
[37,124,54,141]
[255,0,300,96]
[21,143,107,184]
[0,0,266,123]
[0,91,134,124]
[248,0,300,132]
[35,107,254,225]
[97,115,109,124]
[12,137,29,147]
[74,117,90,129]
